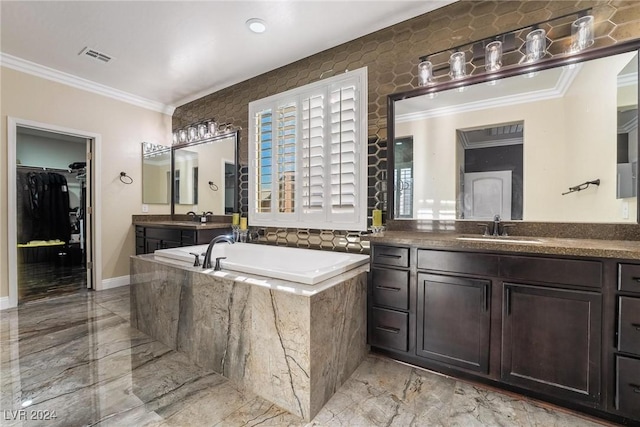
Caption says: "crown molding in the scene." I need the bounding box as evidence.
[0,52,175,115]
[396,65,582,123]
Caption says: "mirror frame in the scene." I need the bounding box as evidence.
[386,39,640,223]
[170,129,240,216]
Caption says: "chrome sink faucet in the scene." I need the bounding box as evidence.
[492,214,501,236]
[476,214,515,237]
[202,234,234,269]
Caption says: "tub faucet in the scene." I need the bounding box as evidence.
[203,234,234,269]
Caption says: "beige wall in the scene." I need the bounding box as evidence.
[395,52,637,222]
[1,67,172,298]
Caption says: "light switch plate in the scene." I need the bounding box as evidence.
[622,201,629,219]
[142,204,149,213]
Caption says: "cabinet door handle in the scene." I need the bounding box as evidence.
[629,383,640,393]
[378,253,402,259]
[376,326,400,334]
[632,277,640,282]
[376,285,401,292]
[505,288,511,315]
[632,323,640,331]
[482,284,489,313]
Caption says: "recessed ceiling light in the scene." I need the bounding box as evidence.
[246,18,266,34]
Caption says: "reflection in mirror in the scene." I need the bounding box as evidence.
[142,143,171,204]
[393,50,639,222]
[172,132,237,215]
[617,55,638,199]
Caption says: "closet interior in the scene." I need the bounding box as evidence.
[16,127,89,303]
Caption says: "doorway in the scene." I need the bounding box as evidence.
[7,117,102,308]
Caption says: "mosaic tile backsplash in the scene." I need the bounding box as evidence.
[173,1,640,253]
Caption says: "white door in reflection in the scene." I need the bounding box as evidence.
[463,171,512,220]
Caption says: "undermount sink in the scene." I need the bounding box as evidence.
[456,235,545,245]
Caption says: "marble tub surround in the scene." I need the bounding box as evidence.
[365,230,640,260]
[130,254,367,420]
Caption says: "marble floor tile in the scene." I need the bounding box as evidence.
[0,288,612,427]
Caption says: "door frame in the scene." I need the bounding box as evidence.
[7,116,102,308]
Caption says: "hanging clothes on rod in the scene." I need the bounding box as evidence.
[16,167,71,245]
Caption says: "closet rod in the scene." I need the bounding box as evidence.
[17,164,72,173]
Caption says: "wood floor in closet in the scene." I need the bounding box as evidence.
[18,261,87,303]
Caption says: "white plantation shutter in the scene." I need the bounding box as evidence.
[276,103,296,214]
[330,81,358,221]
[254,109,273,213]
[249,67,367,230]
[302,92,325,216]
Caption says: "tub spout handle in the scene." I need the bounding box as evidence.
[214,257,226,271]
[189,252,201,267]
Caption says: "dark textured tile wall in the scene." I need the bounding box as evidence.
[173,1,640,253]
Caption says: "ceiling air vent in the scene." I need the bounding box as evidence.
[79,47,113,63]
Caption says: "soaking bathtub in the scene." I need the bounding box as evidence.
[153,242,370,285]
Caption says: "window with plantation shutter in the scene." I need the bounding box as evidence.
[249,67,367,231]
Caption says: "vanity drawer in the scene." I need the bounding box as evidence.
[372,246,409,268]
[616,356,640,419]
[500,256,602,288]
[618,297,640,356]
[619,263,640,293]
[418,250,499,277]
[145,227,182,242]
[371,268,409,311]
[369,307,408,352]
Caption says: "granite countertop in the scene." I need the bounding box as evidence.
[365,231,640,260]
[132,220,230,230]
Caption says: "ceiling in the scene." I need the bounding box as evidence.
[1,1,455,113]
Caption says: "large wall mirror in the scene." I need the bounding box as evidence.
[171,130,239,215]
[142,143,171,204]
[389,43,639,223]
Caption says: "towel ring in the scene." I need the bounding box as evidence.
[208,181,219,191]
[119,172,133,184]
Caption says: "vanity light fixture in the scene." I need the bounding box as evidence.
[246,18,267,34]
[449,51,467,80]
[417,60,434,86]
[173,118,238,146]
[485,40,503,72]
[525,28,547,63]
[570,15,594,53]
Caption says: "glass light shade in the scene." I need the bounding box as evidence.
[197,123,207,139]
[208,120,218,136]
[187,126,197,142]
[449,51,466,80]
[172,132,178,145]
[485,40,502,72]
[571,15,594,52]
[178,129,187,143]
[525,29,547,62]
[418,60,434,86]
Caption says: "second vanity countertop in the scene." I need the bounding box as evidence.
[365,231,640,261]
[132,220,230,230]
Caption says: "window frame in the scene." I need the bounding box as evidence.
[248,67,368,231]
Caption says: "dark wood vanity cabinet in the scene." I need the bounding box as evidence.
[501,283,601,402]
[417,273,490,373]
[135,225,227,255]
[368,243,640,424]
[368,245,410,353]
[615,264,640,419]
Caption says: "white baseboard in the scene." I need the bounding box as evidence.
[0,296,11,310]
[100,275,130,290]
